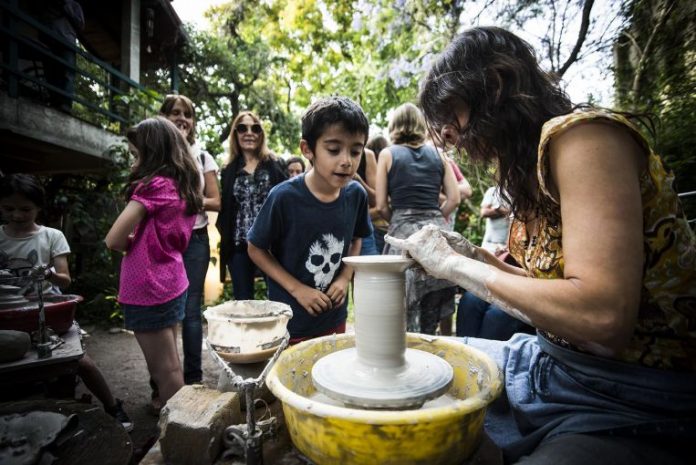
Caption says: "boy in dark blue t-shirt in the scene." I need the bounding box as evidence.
[248,97,371,342]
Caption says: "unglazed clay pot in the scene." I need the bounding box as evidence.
[312,256,453,409]
[204,300,292,363]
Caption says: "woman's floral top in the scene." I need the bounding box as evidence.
[509,111,696,371]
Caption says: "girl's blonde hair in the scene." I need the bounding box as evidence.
[388,102,427,145]
[227,111,273,165]
[159,94,197,145]
[125,117,203,215]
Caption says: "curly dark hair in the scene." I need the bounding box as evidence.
[125,117,202,215]
[419,26,573,219]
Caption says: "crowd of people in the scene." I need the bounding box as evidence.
[1,25,693,465]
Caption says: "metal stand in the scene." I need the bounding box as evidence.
[0,266,52,358]
[207,335,288,465]
[34,274,51,358]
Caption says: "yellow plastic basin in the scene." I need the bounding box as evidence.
[266,333,503,465]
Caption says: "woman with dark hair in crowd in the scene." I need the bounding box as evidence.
[159,94,220,390]
[216,112,287,300]
[285,156,306,178]
[387,27,695,465]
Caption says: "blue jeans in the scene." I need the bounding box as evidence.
[359,217,379,256]
[359,232,379,256]
[181,228,210,384]
[373,228,386,254]
[456,291,532,339]
[462,334,696,463]
[228,243,258,300]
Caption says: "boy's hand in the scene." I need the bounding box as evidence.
[326,275,350,308]
[292,284,332,316]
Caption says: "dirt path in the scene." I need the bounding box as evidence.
[76,325,221,462]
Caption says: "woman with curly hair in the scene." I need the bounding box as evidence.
[387,27,695,464]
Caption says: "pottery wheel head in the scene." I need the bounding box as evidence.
[311,347,453,410]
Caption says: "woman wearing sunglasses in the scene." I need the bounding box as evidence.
[216,111,287,300]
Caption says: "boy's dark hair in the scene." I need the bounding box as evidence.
[0,173,45,208]
[301,96,369,151]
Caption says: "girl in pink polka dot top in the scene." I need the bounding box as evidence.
[105,117,202,405]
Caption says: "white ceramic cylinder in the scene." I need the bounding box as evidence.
[344,256,413,369]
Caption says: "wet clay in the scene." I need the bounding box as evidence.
[311,256,453,409]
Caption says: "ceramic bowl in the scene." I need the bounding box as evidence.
[204,300,292,363]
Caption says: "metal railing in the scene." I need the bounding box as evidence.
[0,0,158,134]
[678,191,696,227]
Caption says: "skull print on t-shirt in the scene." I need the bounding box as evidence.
[305,233,344,291]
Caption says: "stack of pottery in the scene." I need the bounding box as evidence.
[0,284,30,310]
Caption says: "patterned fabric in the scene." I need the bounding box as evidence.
[232,169,272,246]
[119,176,195,306]
[509,110,696,371]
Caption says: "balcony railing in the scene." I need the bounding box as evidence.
[0,0,158,134]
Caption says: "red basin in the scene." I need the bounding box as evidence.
[0,294,83,335]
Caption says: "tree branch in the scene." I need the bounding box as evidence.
[558,0,595,77]
[631,0,676,99]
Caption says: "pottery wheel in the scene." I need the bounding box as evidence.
[0,284,30,309]
[312,347,453,409]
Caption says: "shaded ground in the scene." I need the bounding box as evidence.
[76,324,312,465]
[75,325,220,462]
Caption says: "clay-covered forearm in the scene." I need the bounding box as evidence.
[442,255,533,326]
[455,258,637,356]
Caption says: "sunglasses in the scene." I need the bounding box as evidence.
[236,123,263,134]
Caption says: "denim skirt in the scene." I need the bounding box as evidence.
[122,291,187,332]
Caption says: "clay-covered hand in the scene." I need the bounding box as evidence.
[384,224,461,280]
[291,284,333,316]
[439,229,481,260]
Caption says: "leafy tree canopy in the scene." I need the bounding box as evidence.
[152,0,626,161]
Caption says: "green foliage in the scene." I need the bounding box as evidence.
[215,278,269,306]
[40,142,131,325]
[614,0,696,218]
